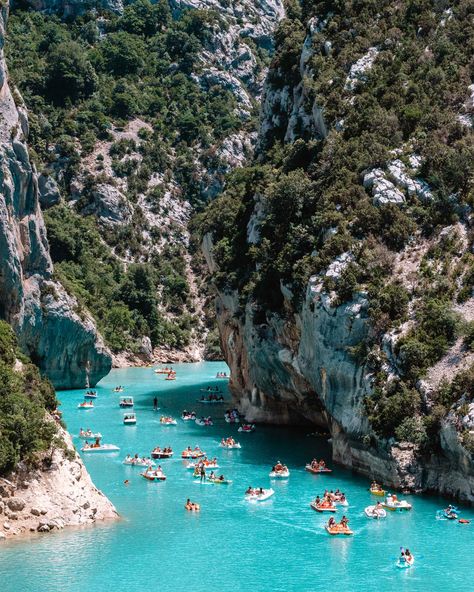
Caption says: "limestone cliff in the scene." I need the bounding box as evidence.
[0,5,111,388]
[205,3,474,502]
[0,428,118,540]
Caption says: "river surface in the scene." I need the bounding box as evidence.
[0,362,472,591]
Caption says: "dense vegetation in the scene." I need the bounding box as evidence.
[0,321,57,475]
[6,1,242,354]
[198,0,474,443]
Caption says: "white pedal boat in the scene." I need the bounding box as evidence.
[219,442,241,449]
[245,488,274,502]
[364,505,387,518]
[78,402,94,410]
[79,431,102,440]
[186,462,219,470]
[123,413,137,425]
[160,418,177,426]
[141,470,166,482]
[81,444,120,453]
[84,392,98,399]
[195,418,213,426]
[269,469,290,479]
[123,458,154,467]
[238,424,255,433]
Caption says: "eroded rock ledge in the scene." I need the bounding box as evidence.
[0,429,118,541]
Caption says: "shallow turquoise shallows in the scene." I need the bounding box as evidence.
[1,362,472,592]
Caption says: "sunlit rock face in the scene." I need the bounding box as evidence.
[0,5,111,388]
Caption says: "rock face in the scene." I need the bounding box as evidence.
[0,428,118,540]
[205,10,474,503]
[0,5,111,388]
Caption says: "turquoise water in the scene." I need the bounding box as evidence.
[0,362,472,591]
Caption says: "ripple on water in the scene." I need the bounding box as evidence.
[0,363,472,592]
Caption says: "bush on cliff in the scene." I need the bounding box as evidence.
[0,321,57,475]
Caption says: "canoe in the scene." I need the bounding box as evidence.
[325,525,353,536]
[269,469,290,479]
[245,489,274,502]
[141,471,166,482]
[364,505,387,519]
[78,432,102,440]
[369,488,385,496]
[305,464,332,474]
[310,501,337,513]
[151,451,173,459]
[81,444,120,453]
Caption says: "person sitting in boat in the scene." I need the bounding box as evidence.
[371,480,382,491]
[405,549,413,562]
[208,471,215,480]
[217,475,225,481]
[275,461,283,472]
[258,487,264,495]
[340,516,349,527]
[314,495,321,505]
[328,517,336,528]
[125,454,132,462]
[246,486,254,495]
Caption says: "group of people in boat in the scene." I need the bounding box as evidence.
[83,437,102,449]
[225,409,240,422]
[160,415,175,424]
[271,461,288,473]
[399,548,413,566]
[152,446,172,455]
[327,516,349,529]
[79,427,97,438]
[182,410,196,420]
[119,398,133,406]
[245,487,265,496]
[182,446,205,458]
[85,390,97,397]
[221,437,237,447]
[113,386,124,392]
[200,393,224,402]
[216,372,228,378]
[309,459,327,470]
[314,489,347,506]
[196,416,213,425]
[124,454,153,465]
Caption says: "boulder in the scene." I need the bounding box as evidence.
[37,173,61,208]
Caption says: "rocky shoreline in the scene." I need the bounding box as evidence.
[0,429,118,541]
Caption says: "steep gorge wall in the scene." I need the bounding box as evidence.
[206,6,474,502]
[0,5,111,388]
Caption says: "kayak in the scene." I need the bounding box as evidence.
[245,489,274,502]
[397,556,414,569]
[141,471,166,482]
[325,525,353,536]
[369,488,386,496]
[123,458,154,467]
[78,432,102,440]
[305,464,332,474]
[310,502,337,513]
[365,505,387,519]
[269,469,290,479]
[151,450,173,459]
[81,444,120,453]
